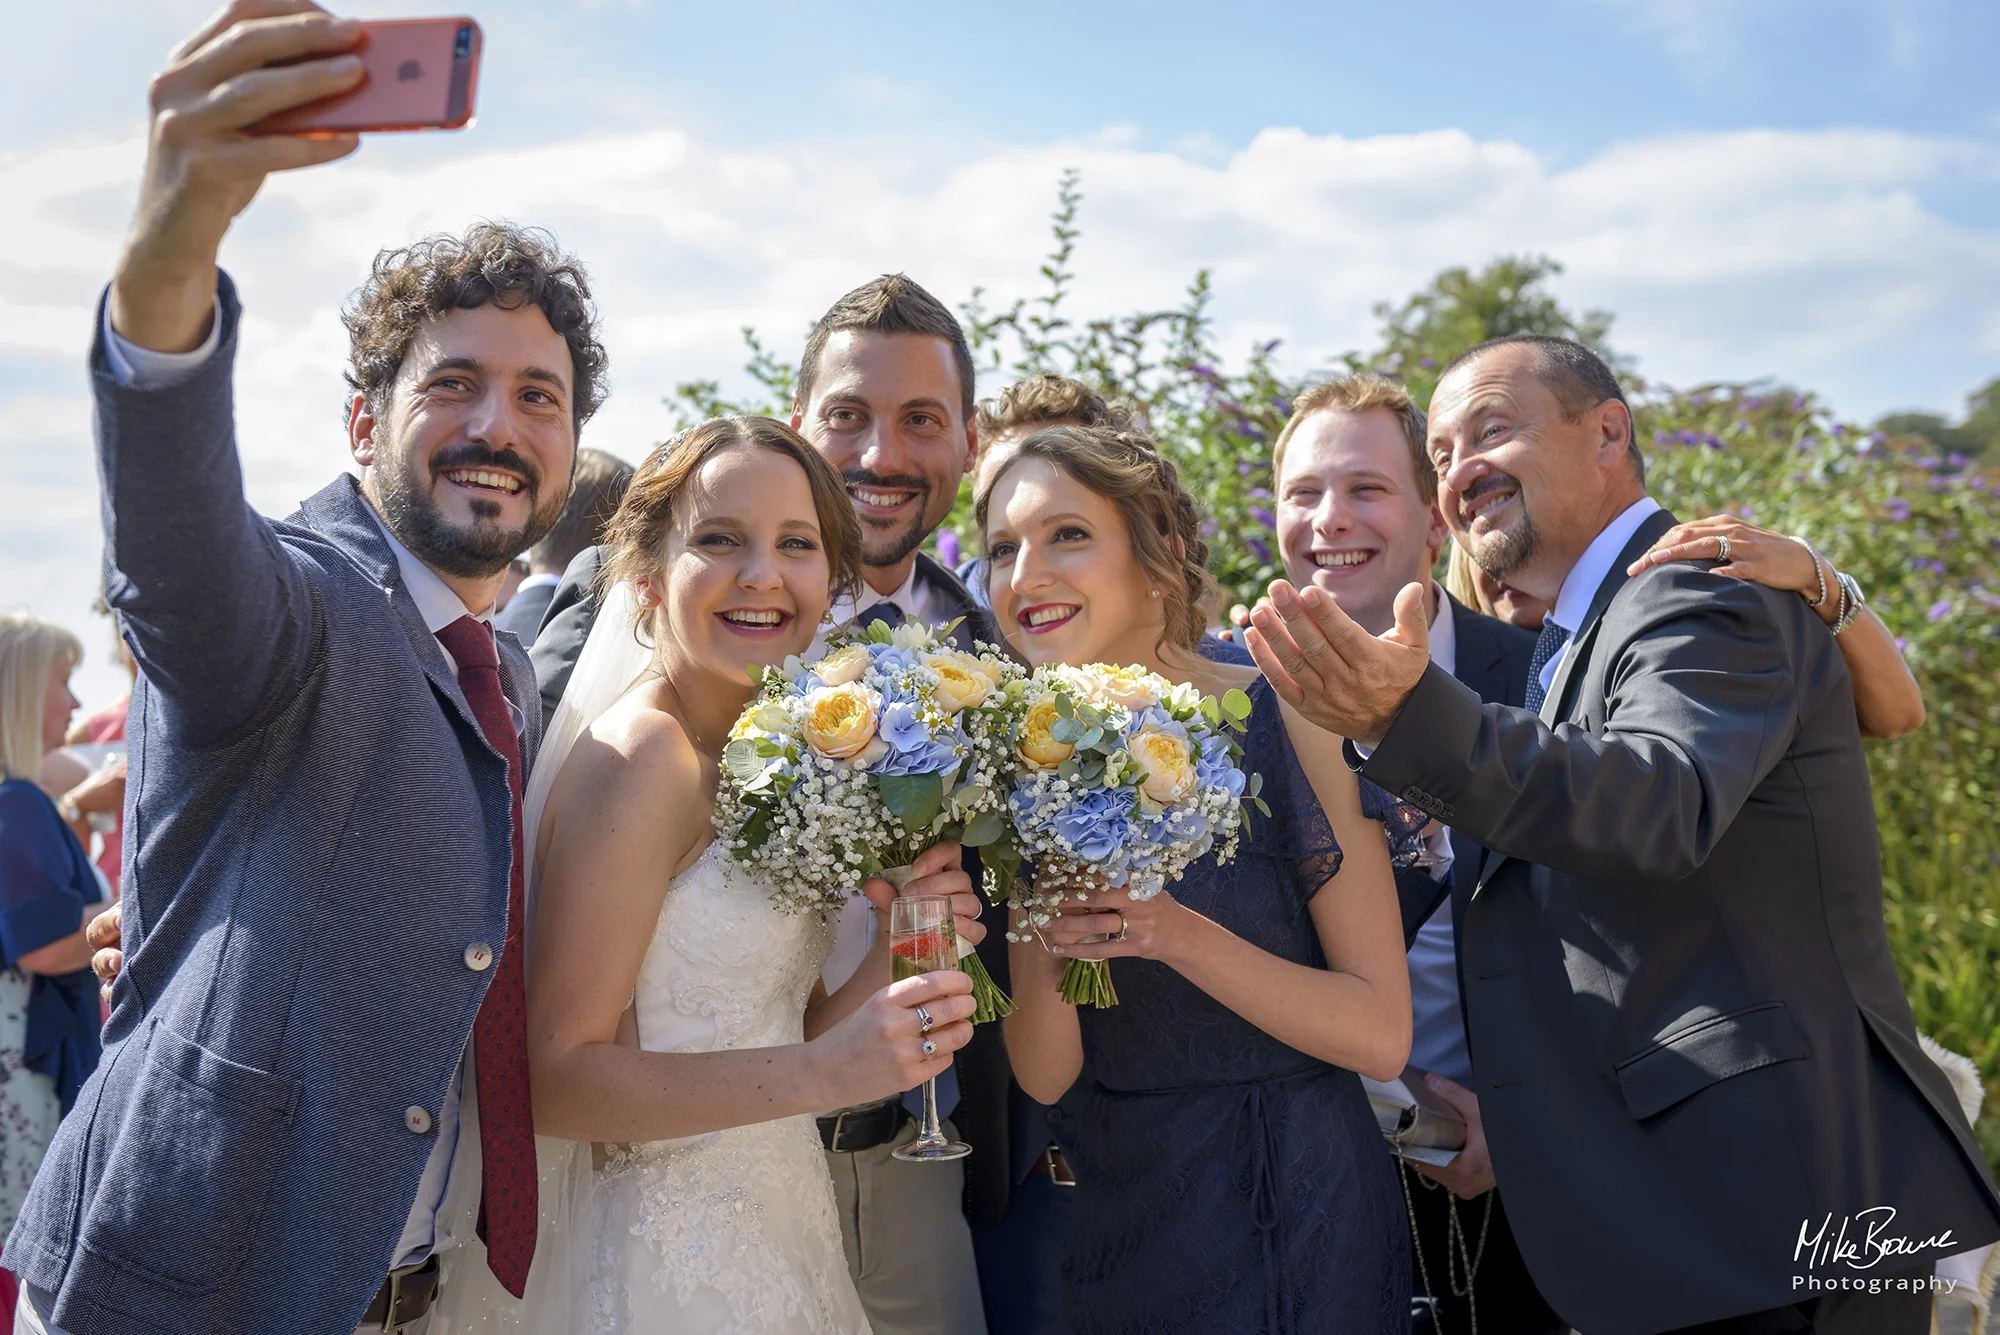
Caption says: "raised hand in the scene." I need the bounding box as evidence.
[818,970,977,1106]
[113,0,367,353]
[1245,578,1430,748]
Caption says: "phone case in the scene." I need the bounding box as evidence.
[256,18,482,136]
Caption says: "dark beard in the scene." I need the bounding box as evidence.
[844,468,934,570]
[375,439,564,580]
[1459,475,1538,580]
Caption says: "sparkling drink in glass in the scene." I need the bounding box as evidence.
[888,895,972,1163]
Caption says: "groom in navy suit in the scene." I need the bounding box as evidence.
[1268,375,1563,1334]
[9,6,603,1331]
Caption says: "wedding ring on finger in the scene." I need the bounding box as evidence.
[1110,911,1129,942]
[921,1038,939,1060]
[915,1005,934,1035]
[1715,534,1731,563]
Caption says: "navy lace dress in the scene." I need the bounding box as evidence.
[1054,677,1420,1334]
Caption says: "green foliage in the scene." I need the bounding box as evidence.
[1347,255,1624,408]
[668,174,2000,1166]
[1875,374,2000,466]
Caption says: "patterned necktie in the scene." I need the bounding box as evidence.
[1523,619,1574,715]
[858,601,905,633]
[434,616,537,1297]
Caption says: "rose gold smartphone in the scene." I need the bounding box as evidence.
[256,18,482,136]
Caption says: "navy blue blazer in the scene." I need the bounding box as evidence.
[8,278,541,1335]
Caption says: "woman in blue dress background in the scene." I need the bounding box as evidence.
[980,426,1418,1334]
[0,615,110,1253]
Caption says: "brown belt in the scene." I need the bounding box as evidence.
[360,1254,441,1331]
[1030,1145,1077,1186]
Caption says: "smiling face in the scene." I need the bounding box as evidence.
[1276,407,1447,637]
[353,301,579,587]
[1427,343,1638,601]
[641,443,833,688]
[983,457,1167,670]
[795,330,976,593]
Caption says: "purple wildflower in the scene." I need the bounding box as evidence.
[935,531,961,568]
[1251,507,1276,529]
[1947,452,1967,469]
[1418,356,1437,370]
[1885,498,1912,522]
[1249,487,1272,500]
[1895,638,1909,654]
[1247,538,1271,565]
[1927,600,1951,622]
[1237,460,1255,475]
[1918,457,1941,471]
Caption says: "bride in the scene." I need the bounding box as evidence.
[435,417,984,1333]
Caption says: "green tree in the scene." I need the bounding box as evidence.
[1350,255,1622,406]
[1874,374,2000,466]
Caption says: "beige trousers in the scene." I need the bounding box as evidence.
[825,1116,988,1335]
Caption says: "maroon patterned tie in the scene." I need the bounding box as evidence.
[434,615,537,1297]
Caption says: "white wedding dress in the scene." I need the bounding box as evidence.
[432,582,870,1334]
[580,840,867,1334]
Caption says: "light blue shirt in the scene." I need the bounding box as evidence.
[1535,497,1664,703]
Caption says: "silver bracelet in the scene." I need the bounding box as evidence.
[1790,535,1829,610]
[1830,572,1866,636]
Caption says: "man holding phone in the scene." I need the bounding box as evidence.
[8,4,586,1333]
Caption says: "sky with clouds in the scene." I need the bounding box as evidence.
[6,0,1999,704]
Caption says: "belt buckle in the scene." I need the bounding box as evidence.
[381,1254,440,1332]
[1041,1145,1077,1187]
[828,1109,852,1153]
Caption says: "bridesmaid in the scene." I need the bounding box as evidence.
[981,424,1419,1334]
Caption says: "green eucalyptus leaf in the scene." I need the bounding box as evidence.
[1222,688,1254,721]
[878,772,945,830]
[961,807,1007,847]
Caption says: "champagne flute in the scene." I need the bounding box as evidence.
[888,895,972,1163]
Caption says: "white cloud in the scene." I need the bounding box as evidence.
[6,118,1999,704]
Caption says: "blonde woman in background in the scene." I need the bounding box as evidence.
[0,615,108,1255]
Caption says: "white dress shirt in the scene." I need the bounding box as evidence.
[1535,497,1664,703]
[105,305,499,1272]
[1405,588,1474,1086]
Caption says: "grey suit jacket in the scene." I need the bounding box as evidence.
[7,278,541,1335]
[1357,508,2000,1334]
[493,577,556,646]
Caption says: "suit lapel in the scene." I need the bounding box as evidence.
[1477,508,1679,887]
[914,553,1000,650]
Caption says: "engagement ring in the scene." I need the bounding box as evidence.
[921,1038,938,1059]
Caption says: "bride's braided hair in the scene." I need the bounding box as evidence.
[974,423,1217,655]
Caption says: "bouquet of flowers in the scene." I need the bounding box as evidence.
[996,664,1268,1008]
[714,618,1027,1022]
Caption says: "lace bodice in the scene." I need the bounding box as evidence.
[631,841,835,1056]
[585,842,867,1335]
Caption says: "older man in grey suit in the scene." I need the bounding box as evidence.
[1245,335,1999,1335]
[9,5,601,1331]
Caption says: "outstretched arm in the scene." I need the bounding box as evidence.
[1629,515,1924,739]
[1354,568,1802,881]
[99,2,367,744]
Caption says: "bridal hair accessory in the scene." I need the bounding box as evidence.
[713,616,1027,1021]
[996,663,1266,1007]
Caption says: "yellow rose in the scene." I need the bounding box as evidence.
[814,644,873,687]
[1016,694,1075,771]
[1072,663,1164,712]
[924,649,993,714]
[1130,726,1197,807]
[801,682,882,759]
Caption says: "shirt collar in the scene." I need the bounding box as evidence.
[364,505,493,633]
[1426,582,1457,676]
[837,563,926,624]
[1547,497,1663,636]
[515,571,562,595]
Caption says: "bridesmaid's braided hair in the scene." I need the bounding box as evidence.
[974,424,1217,656]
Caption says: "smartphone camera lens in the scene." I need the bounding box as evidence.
[454,25,472,58]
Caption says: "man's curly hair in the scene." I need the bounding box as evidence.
[342,221,609,429]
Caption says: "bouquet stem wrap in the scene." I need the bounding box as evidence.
[883,863,1013,1023]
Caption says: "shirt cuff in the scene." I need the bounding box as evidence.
[102,296,223,389]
